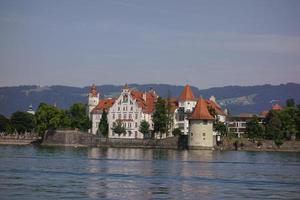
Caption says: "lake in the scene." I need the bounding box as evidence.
[0,145,299,200]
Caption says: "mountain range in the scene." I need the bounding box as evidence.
[0,83,299,116]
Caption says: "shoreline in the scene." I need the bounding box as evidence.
[1,141,300,152]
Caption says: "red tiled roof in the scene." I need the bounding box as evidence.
[90,84,98,97]
[205,100,225,115]
[178,84,195,101]
[189,97,214,120]
[91,98,115,113]
[130,90,157,114]
[259,110,269,118]
[272,104,282,110]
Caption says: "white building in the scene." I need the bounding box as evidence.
[88,84,157,138]
[88,83,226,142]
[173,85,226,136]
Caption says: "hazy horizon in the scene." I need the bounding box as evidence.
[1,0,300,89]
[0,81,299,91]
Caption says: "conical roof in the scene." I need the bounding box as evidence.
[178,84,195,101]
[189,97,214,120]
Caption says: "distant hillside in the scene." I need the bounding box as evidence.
[0,83,299,116]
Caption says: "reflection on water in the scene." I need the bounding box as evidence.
[0,146,300,200]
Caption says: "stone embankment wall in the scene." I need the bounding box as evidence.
[217,138,300,152]
[0,132,40,145]
[43,130,97,146]
[43,130,187,149]
[96,136,186,149]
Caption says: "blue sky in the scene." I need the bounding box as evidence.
[0,0,299,89]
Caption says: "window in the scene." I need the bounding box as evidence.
[118,114,121,119]
[118,107,120,111]
[203,120,208,125]
[135,122,138,128]
[129,114,132,119]
[203,133,206,136]
[113,114,115,119]
[123,94,128,103]
[128,123,131,128]
[191,132,193,136]
[123,131,126,136]
[135,114,138,119]
[124,114,127,119]
[131,107,133,111]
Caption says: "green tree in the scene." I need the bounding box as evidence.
[245,115,264,140]
[277,106,298,140]
[172,128,182,136]
[139,120,150,138]
[35,103,63,136]
[214,121,228,136]
[0,114,13,133]
[264,110,283,140]
[10,111,36,134]
[69,103,91,131]
[111,119,126,135]
[98,110,109,137]
[152,97,168,138]
[286,98,295,107]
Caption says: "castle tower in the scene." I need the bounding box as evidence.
[88,84,100,118]
[177,84,197,135]
[188,97,215,149]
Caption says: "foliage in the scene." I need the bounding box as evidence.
[286,98,295,107]
[245,115,264,140]
[139,120,150,136]
[214,121,227,136]
[0,114,13,133]
[172,128,182,136]
[152,97,169,138]
[274,138,284,147]
[98,110,108,137]
[10,111,36,134]
[35,103,65,136]
[69,103,91,131]
[264,110,283,140]
[111,119,126,135]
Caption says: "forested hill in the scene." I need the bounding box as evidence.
[0,83,299,116]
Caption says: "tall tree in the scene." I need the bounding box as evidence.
[139,120,150,138]
[10,111,36,134]
[264,110,283,140]
[35,103,62,136]
[69,103,91,131]
[0,114,13,133]
[245,115,264,140]
[99,110,109,137]
[152,97,168,138]
[286,98,295,107]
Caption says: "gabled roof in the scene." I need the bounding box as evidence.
[91,98,115,113]
[178,84,195,101]
[205,99,225,115]
[130,89,157,114]
[189,97,214,120]
[272,104,282,110]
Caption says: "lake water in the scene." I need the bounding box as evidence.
[0,145,299,200]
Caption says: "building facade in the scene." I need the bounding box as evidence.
[87,84,226,145]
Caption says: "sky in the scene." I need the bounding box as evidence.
[0,0,300,89]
